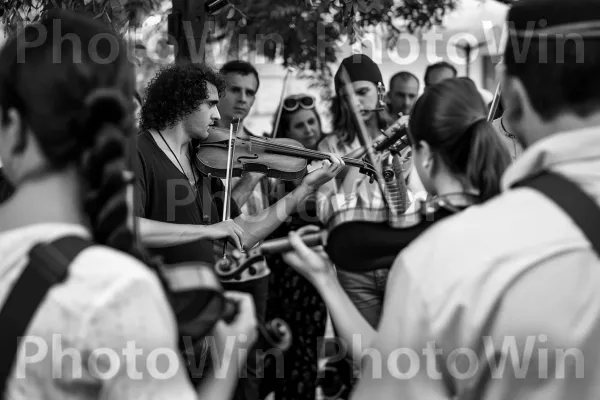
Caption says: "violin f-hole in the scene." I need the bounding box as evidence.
[237,154,268,175]
[237,154,259,162]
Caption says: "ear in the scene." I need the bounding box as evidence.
[501,74,537,124]
[418,140,433,169]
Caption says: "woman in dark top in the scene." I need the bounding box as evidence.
[259,94,328,400]
[280,77,512,368]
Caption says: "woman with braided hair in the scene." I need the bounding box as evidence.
[0,11,256,400]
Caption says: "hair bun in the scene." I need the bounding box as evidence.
[75,88,130,149]
[84,88,129,125]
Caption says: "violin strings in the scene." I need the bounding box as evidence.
[251,138,327,158]
[250,138,366,167]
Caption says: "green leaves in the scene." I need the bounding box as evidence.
[2,0,475,84]
[1,0,161,35]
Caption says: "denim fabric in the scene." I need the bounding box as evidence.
[336,268,390,328]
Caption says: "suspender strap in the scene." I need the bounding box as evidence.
[0,236,93,397]
[513,171,600,255]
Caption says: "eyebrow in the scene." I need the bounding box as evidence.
[231,85,256,93]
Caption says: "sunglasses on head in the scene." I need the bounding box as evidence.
[282,95,315,112]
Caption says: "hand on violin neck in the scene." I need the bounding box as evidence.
[282,225,335,286]
[298,152,345,194]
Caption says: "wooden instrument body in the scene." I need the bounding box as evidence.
[197,129,309,181]
[196,127,378,182]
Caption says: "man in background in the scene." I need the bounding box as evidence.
[216,59,272,400]
[424,61,457,87]
[386,71,419,117]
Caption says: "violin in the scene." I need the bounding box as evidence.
[214,230,328,280]
[212,194,477,279]
[194,126,378,182]
[344,113,411,160]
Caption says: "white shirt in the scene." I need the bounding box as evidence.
[352,126,600,400]
[0,224,197,400]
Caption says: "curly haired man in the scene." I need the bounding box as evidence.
[133,62,344,396]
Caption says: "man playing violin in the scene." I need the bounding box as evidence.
[133,62,344,397]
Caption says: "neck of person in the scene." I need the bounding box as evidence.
[528,111,600,146]
[432,168,476,201]
[0,168,89,233]
[365,114,381,140]
[153,124,190,157]
[218,115,243,130]
[217,115,250,139]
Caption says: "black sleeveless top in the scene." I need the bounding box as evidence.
[325,200,472,272]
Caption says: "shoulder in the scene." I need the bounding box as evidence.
[50,245,174,329]
[136,130,154,153]
[317,134,338,151]
[243,126,263,138]
[397,187,589,299]
[10,244,187,397]
[318,133,352,154]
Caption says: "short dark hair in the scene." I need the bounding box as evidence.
[424,62,457,86]
[505,1,600,120]
[389,71,419,91]
[219,60,260,91]
[140,63,227,131]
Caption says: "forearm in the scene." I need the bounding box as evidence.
[137,217,205,247]
[195,351,243,400]
[314,275,376,363]
[234,183,312,249]
[231,174,264,208]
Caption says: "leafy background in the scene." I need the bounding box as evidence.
[1,0,517,94]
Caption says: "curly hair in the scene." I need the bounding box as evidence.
[140,63,227,131]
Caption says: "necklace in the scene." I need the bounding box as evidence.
[500,118,519,160]
[153,130,210,224]
[156,129,197,190]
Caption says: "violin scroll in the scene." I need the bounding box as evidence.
[214,231,328,281]
[221,296,292,351]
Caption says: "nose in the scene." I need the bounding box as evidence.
[212,107,221,121]
[303,123,313,136]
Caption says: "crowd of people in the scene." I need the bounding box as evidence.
[1,0,600,399]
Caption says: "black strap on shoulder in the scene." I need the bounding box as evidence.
[513,171,600,256]
[0,236,93,397]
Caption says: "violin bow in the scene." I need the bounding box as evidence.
[271,65,295,138]
[221,117,241,258]
[337,65,392,213]
[488,82,502,122]
[488,57,504,122]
